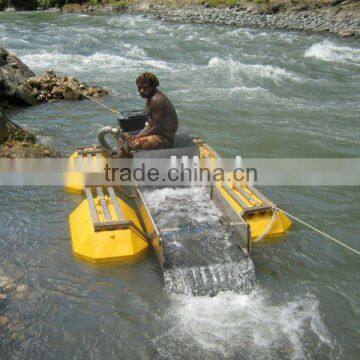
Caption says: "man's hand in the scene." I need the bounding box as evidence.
[123,132,134,141]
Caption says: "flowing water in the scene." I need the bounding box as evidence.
[0,11,359,359]
[142,187,255,296]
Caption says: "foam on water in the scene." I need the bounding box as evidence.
[208,56,301,81]
[20,51,171,74]
[143,187,223,227]
[164,260,255,296]
[143,187,256,296]
[168,85,269,103]
[305,40,360,64]
[153,288,334,359]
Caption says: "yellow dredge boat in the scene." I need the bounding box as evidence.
[67,111,292,294]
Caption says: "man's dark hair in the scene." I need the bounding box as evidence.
[136,72,159,88]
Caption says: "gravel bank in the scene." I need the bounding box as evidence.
[59,2,360,38]
[142,4,360,38]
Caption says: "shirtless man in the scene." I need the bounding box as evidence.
[128,72,178,151]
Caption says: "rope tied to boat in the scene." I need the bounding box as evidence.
[253,206,279,243]
[252,206,359,257]
[65,84,121,116]
[276,207,360,257]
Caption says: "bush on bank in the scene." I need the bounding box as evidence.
[0,0,354,12]
[0,0,88,10]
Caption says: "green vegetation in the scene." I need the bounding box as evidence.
[207,0,270,7]
[0,0,37,10]
[208,0,239,7]
[0,0,353,11]
[38,0,66,9]
[0,0,63,9]
[107,0,129,7]
[89,0,100,6]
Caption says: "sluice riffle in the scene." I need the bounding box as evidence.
[143,187,256,296]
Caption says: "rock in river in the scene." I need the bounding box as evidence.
[0,315,9,327]
[0,46,36,106]
[0,107,61,158]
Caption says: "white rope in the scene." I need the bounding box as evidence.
[253,206,279,243]
[277,207,360,256]
[66,85,120,115]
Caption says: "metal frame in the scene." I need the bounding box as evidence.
[211,185,251,257]
[85,186,150,242]
[221,184,273,217]
[135,188,163,266]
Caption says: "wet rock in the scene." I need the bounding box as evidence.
[0,47,35,106]
[0,109,8,144]
[51,86,64,98]
[45,7,62,13]
[1,107,61,158]
[0,47,8,66]
[14,284,28,300]
[0,315,9,327]
[268,4,282,14]
[16,284,28,293]
[0,276,14,292]
[338,29,354,36]
[0,141,61,158]
[1,47,109,107]
[0,108,36,145]
[26,69,109,103]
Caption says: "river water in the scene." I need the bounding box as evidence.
[0,11,359,359]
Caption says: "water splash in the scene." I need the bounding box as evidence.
[164,260,255,296]
[208,56,302,81]
[20,51,171,74]
[153,288,335,359]
[305,40,360,64]
[143,187,256,296]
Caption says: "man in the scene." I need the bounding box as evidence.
[127,72,178,151]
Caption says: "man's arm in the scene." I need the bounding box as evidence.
[134,122,150,138]
[134,100,163,139]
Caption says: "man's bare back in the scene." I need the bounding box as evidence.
[145,90,178,141]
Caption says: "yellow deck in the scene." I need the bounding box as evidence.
[69,188,149,262]
[68,139,292,263]
[196,139,292,242]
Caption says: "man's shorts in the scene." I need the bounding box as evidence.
[129,134,172,151]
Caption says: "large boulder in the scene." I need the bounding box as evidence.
[0,46,36,106]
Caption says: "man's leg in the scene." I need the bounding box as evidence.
[129,135,170,151]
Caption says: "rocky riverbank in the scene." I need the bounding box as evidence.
[0,46,108,158]
[0,108,61,158]
[53,1,360,38]
[0,274,30,330]
[144,3,360,37]
[1,1,359,37]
